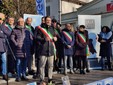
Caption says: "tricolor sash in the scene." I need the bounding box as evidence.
[77,32,90,56]
[5,24,12,31]
[63,31,72,42]
[55,29,61,38]
[37,26,57,59]
[25,25,34,36]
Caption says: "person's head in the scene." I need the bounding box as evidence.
[45,16,52,26]
[101,26,110,33]
[17,18,24,27]
[79,25,85,32]
[57,23,61,29]
[7,17,15,25]
[0,13,5,24]
[26,17,32,25]
[41,17,45,24]
[65,23,72,31]
[52,19,57,28]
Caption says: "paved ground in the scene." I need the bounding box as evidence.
[0,70,113,85]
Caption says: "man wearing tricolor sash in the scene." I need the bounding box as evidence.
[34,16,57,84]
[5,17,16,76]
[75,25,90,74]
[62,23,75,75]
[5,17,15,31]
[52,19,64,73]
[25,17,36,75]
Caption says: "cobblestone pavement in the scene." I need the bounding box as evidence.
[0,70,113,85]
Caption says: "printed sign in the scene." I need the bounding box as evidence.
[27,82,37,85]
[62,76,71,85]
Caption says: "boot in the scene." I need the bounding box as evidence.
[3,75,8,81]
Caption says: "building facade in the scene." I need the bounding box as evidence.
[46,0,93,21]
[61,0,113,69]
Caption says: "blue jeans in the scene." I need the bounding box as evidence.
[64,56,73,71]
[16,57,27,78]
[0,52,7,75]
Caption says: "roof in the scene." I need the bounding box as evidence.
[61,0,89,5]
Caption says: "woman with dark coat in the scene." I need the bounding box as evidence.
[11,18,33,82]
[75,25,89,74]
[98,26,112,70]
[62,23,75,75]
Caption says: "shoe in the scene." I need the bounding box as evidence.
[80,70,85,74]
[64,71,67,75]
[15,78,21,82]
[48,79,55,85]
[33,74,39,79]
[86,69,90,73]
[3,75,8,81]
[21,76,29,81]
[28,70,36,75]
[109,68,112,71]
[70,70,74,74]
[82,70,86,74]
[80,70,82,74]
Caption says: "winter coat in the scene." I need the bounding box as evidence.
[11,26,33,58]
[34,24,55,56]
[98,31,112,57]
[54,28,64,57]
[75,30,89,56]
[0,24,11,52]
[62,28,75,56]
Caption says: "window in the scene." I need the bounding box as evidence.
[46,6,50,16]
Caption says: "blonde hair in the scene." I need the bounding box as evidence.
[0,13,5,20]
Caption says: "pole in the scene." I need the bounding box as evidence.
[58,0,62,24]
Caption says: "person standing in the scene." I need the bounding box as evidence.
[75,25,90,74]
[11,18,33,82]
[33,17,46,79]
[25,17,36,75]
[98,26,112,70]
[52,19,64,72]
[35,16,57,84]
[0,13,11,81]
[5,17,15,75]
[62,23,75,75]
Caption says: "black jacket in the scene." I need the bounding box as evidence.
[34,24,55,56]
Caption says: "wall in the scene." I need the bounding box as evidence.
[46,0,59,20]
[46,0,82,21]
[61,1,81,14]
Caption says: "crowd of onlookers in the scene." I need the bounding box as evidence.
[0,12,112,85]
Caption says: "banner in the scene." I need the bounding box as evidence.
[85,77,113,85]
[36,0,46,16]
[107,3,113,12]
[24,14,43,28]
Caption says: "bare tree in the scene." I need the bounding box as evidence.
[0,0,37,18]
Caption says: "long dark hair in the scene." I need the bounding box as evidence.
[101,26,111,33]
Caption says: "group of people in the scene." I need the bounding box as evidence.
[0,12,112,85]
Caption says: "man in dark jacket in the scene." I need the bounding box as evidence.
[25,17,36,75]
[0,13,11,80]
[34,16,57,84]
[5,17,15,75]
[11,18,33,82]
